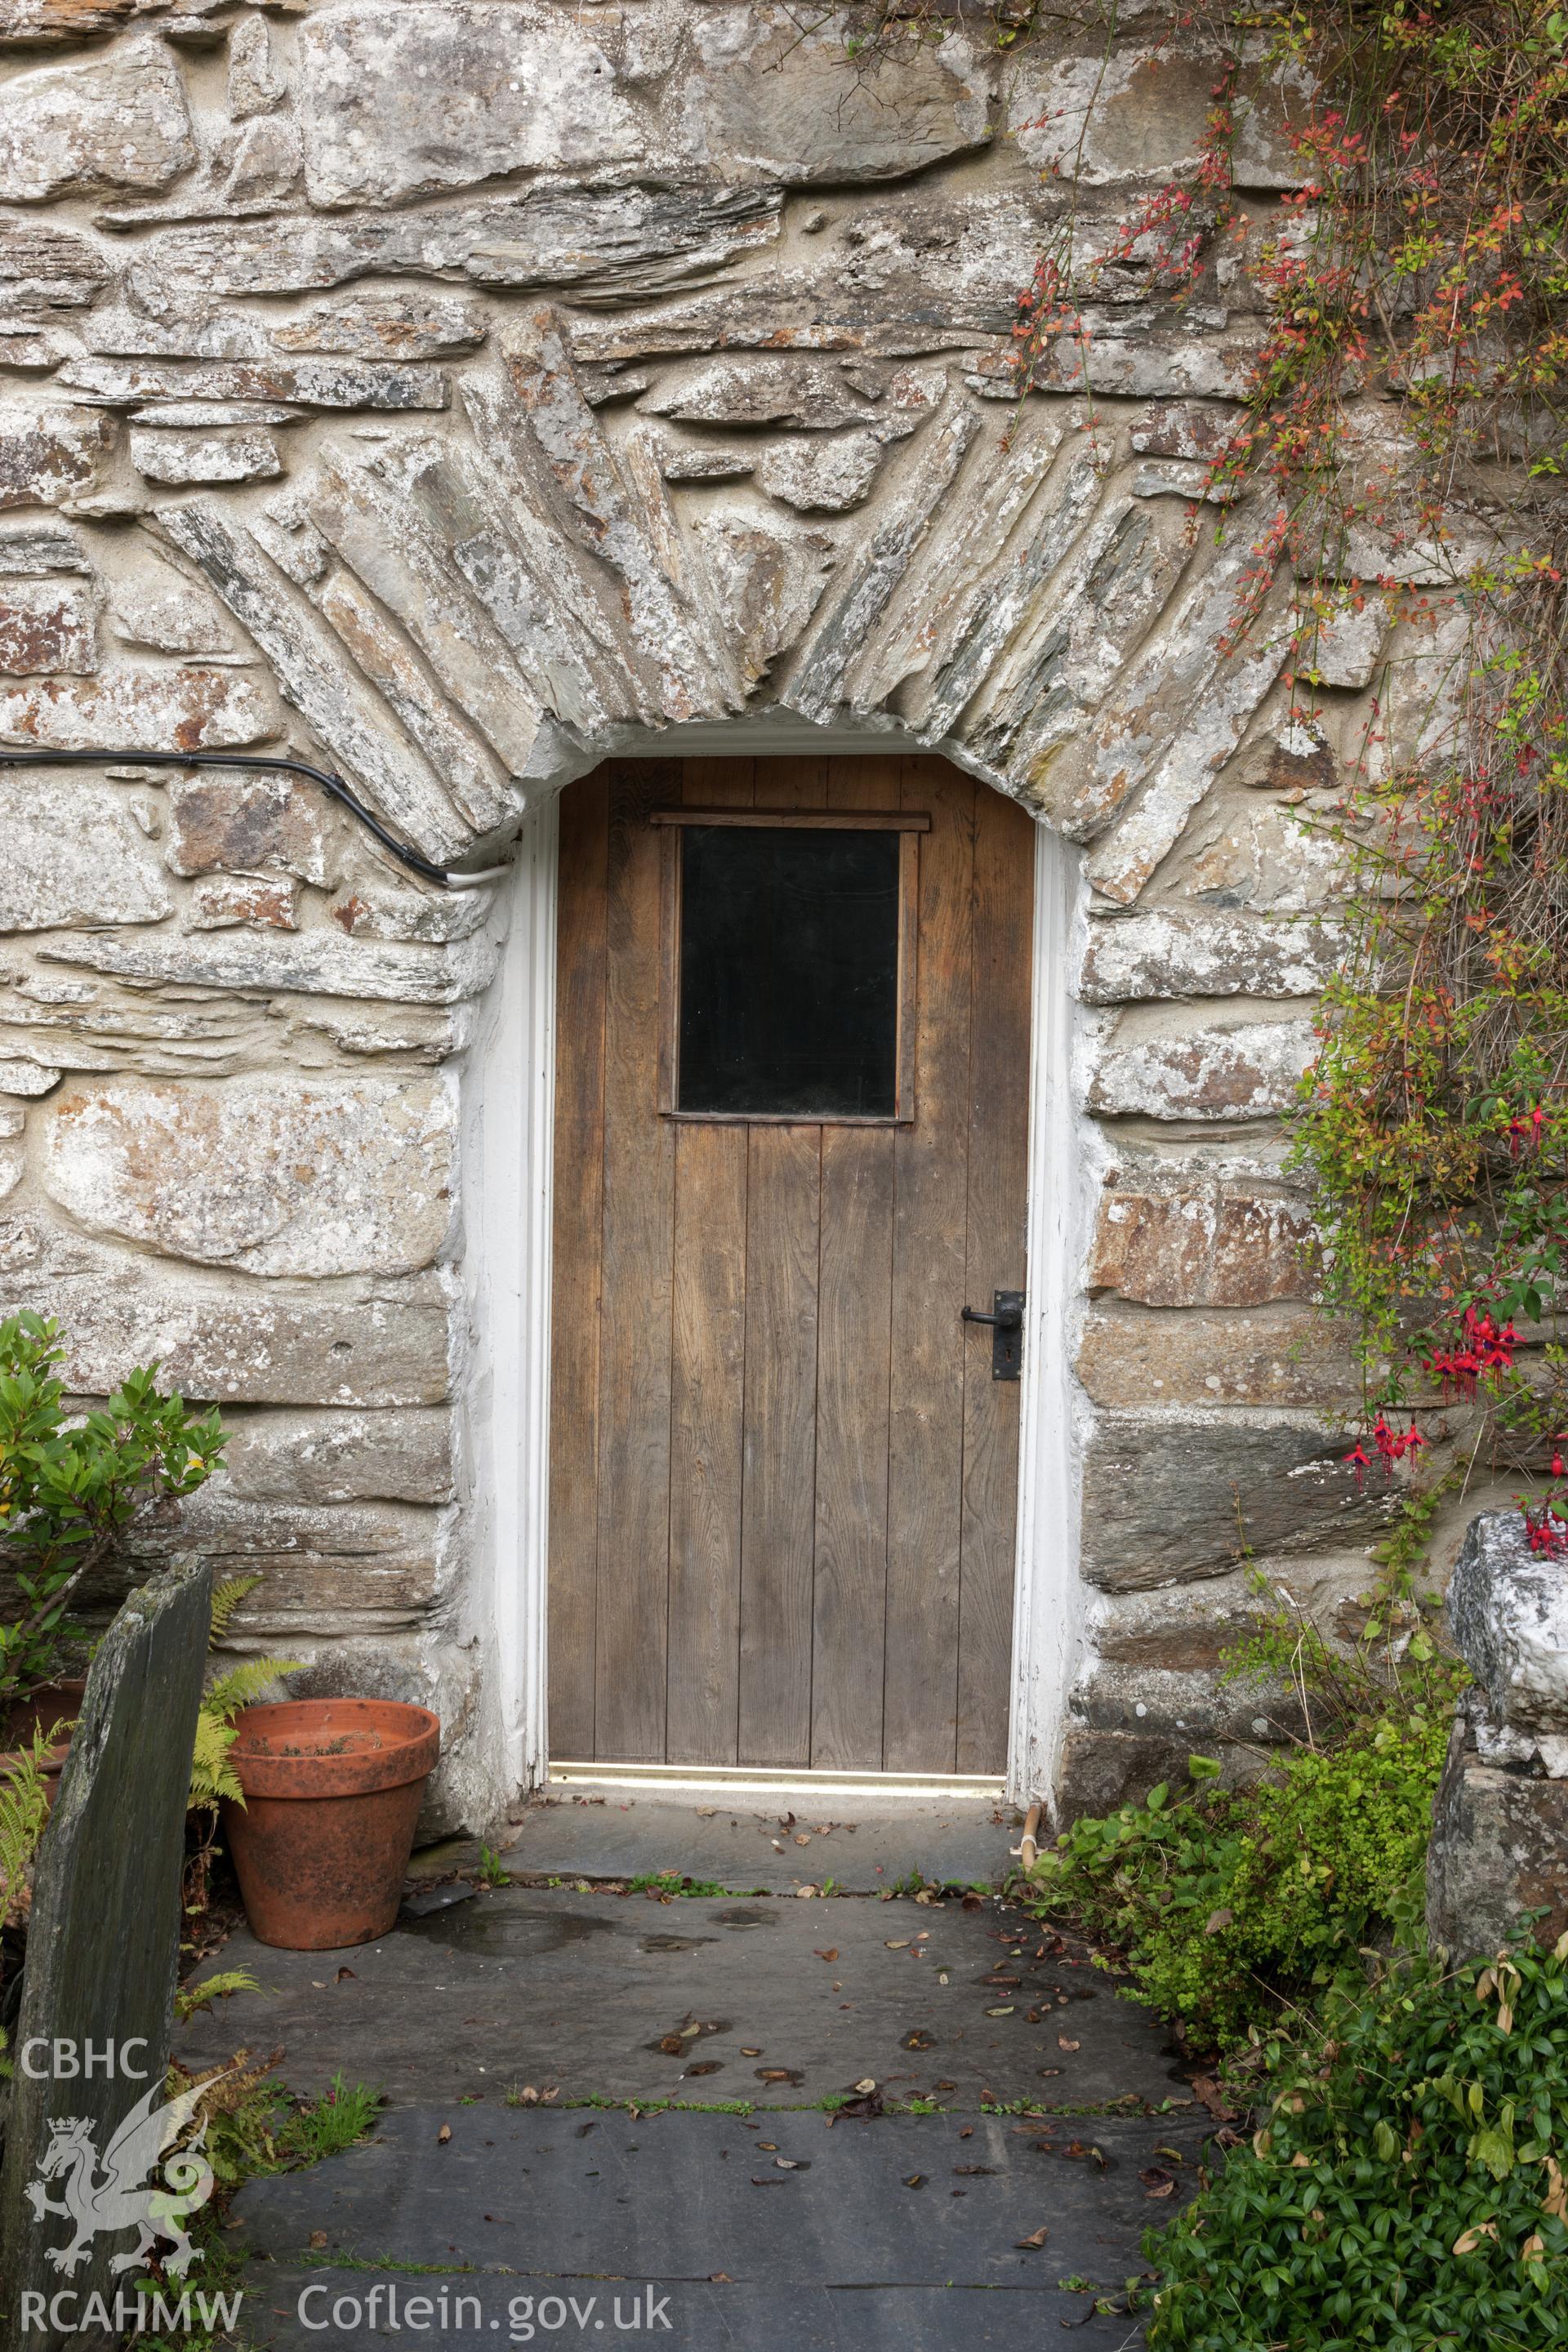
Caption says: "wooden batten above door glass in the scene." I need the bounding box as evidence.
[650,806,927,1125]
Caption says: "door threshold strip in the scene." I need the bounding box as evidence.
[546,1761,1008,1803]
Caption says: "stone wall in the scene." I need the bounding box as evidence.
[0,0,1488,1822]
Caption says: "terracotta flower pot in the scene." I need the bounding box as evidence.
[221,1698,441,1951]
[0,1735,70,1818]
[1,1678,87,1749]
[0,1681,87,1819]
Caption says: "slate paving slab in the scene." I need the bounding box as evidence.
[238,2270,1153,2350]
[179,1891,1192,2115]
[496,1793,1020,1895]
[233,2105,1208,2284]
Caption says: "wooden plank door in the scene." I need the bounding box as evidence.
[547,753,1034,1774]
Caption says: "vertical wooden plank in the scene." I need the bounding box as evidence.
[826,748,902,809]
[667,1120,748,1764]
[593,760,679,1761]
[759,751,828,809]
[884,755,975,1772]
[811,1123,893,1767]
[664,753,752,1764]
[738,1121,821,1766]
[547,770,608,1758]
[957,782,1035,1770]
[684,753,756,810]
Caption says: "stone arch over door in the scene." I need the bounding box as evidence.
[142,305,1303,906]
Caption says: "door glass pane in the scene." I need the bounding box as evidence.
[677,825,902,1118]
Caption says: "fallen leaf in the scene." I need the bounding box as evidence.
[885,1940,910,1950]
[1145,2180,1176,2198]
[958,2127,974,2140]
[334,1967,357,1983]
[757,2142,777,2151]
[987,2006,1016,2017]
[814,1949,839,1962]
[795,1885,819,1899]
[1189,2075,1238,2123]
[854,2078,877,2095]
[685,2061,721,2078]
[309,2231,328,2249]
[903,2174,926,2189]
[795,1833,811,1846]
[1204,1908,1233,1936]
[774,2157,803,2171]
[436,2124,452,2145]
[709,2273,731,2284]
[740,2047,762,2057]
[1014,2225,1049,2250]
[1454,2223,1499,2254]
[1058,2035,1080,2051]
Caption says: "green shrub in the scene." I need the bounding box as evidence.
[0,1312,224,1704]
[1023,1718,1450,2050]
[1147,1937,1568,2350]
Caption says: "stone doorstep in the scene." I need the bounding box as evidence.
[475,1792,1023,1898]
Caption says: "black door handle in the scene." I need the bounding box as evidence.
[961,1290,1024,1380]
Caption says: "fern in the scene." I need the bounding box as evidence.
[190,1579,301,1811]
[190,1707,247,1808]
[208,1575,261,1643]
[174,1968,261,2022]
[0,1720,60,1926]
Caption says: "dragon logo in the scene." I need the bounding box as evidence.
[24,2071,228,2278]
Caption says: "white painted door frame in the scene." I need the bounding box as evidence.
[466,739,1088,1814]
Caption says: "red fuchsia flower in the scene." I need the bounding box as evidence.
[1526,1501,1568,1558]
[1425,1310,1518,1395]
[1368,1417,1425,1477]
[1552,1433,1568,1478]
[1343,1440,1373,1488]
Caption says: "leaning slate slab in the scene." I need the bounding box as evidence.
[0,1556,211,2352]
